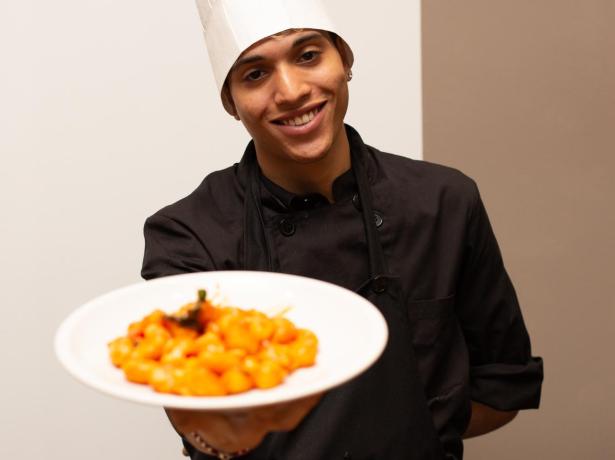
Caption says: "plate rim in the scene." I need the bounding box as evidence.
[54,270,388,410]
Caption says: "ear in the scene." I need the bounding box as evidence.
[221,81,240,120]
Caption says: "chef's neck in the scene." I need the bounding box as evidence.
[255,132,351,203]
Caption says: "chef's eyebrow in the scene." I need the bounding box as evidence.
[290,32,324,49]
[232,32,324,70]
[233,54,264,70]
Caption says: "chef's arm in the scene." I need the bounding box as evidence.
[463,401,518,439]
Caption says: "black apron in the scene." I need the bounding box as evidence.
[190,141,446,459]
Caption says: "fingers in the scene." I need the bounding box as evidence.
[163,393,324,454]
[250,392,323,431]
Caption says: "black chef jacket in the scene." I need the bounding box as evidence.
[141,125,543,459]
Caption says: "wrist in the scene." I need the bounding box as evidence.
[187,431,251,459]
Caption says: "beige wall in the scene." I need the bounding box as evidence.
[0,1,422,459]
[423,1,615,458]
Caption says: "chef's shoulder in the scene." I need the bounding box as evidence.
[144,165,243,258]
[141,164,244,277]
[148,164,242,223]
[368,146,480,213]
[141,167,242,279]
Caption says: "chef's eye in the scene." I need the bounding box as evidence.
[298,50,320,63]
[245,70,266,82]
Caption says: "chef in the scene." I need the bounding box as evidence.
[141,1,544,459]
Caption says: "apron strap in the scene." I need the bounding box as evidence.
[350,139,390,285]
[240,143,279,271]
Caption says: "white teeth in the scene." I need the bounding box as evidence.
[281,107,319,126]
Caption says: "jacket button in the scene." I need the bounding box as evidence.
[371,275,388,293]
[352,193,361,211]
[279,218,296,236]
[374,212,383,228]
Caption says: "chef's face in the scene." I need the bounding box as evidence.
[225,29,350,165]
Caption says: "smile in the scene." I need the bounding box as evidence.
[272,102,327,127]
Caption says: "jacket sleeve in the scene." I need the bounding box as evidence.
[141,213,216,280]
[456,183,543,411]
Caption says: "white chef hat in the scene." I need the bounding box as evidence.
[195,0,354,109]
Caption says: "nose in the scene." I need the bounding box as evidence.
[273,64,311,107]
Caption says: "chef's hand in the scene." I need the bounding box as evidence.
[165,392,323,455]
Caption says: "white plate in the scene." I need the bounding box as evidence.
[54,271,388,410]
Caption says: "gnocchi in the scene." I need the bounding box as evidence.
[108,290,317,396]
